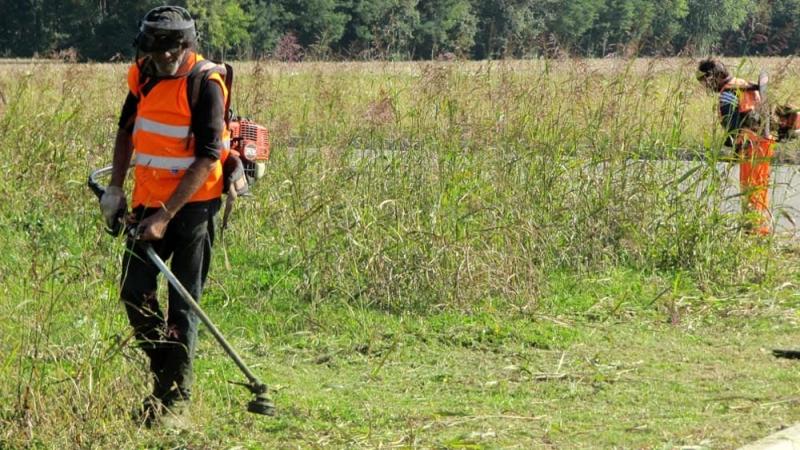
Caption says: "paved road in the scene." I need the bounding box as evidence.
[738,422,800,449]
[721,163,800,235]
[590,159,800,235]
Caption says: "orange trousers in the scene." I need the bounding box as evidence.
[737,131,775,235]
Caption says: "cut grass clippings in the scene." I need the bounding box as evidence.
[3,265,800,448]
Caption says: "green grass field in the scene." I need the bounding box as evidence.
[3,58,800,448]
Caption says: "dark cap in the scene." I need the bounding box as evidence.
[141,6,194,31]
[135,6,196,52]
[696,58,729,81]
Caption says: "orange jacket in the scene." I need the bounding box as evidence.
[720,77,761,114]
[127,52,230,208]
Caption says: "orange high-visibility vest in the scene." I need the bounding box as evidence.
[720,78,761,115]
[127,52,230,208]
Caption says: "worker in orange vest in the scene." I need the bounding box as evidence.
[98,5,229,427]
[696,58,773,235]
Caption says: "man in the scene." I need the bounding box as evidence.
[99,5,229,427]
[696,58,763,147]
[696,58,773,235]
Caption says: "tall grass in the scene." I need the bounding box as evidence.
[0,57,791,446]
[0,59,782,311]
[229,58,783,310]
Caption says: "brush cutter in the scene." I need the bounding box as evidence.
[88,166,275,416]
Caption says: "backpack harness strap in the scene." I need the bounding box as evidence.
[187,60,234,124]
[185,60,246,249]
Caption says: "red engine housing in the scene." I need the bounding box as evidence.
[780,111,800,131]
[229,120,270,162]
[777,106,800,141]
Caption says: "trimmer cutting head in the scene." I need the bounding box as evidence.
[234,381,275,416]
[248,394,276,415]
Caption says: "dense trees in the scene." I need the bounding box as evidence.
[0,0,790,60]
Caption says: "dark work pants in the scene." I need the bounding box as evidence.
[120,199,220,404]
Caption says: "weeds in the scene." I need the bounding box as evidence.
[0,58,798,447]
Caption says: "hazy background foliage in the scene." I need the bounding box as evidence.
[2,0,800,60]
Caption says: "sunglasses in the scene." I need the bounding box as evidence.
[137,30,188,53]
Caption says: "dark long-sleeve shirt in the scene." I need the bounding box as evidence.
[719,89,744,136]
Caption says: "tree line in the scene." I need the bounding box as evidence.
[1,0,799,61]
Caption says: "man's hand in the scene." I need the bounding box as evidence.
[136,209,173,241]
[100,185,126,230]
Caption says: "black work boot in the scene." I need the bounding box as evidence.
[133,390,192,430]
[132,396,165,428]
[150,373,192,431]
[158,397,192,430]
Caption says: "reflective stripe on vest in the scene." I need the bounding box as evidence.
[133,140,230,171]
[134,152,196,171]
[134,117,191,140]
[133,118,231,149]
